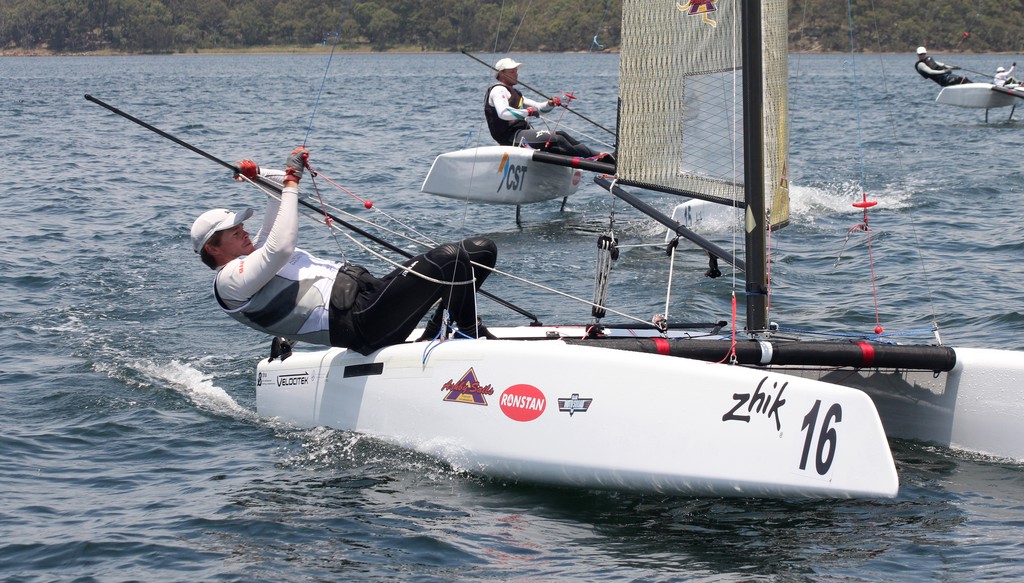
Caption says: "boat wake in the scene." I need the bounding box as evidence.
[130,359,259,423]
[278,425,472,485]
[790,181,916,222]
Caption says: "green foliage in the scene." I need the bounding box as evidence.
[2,0,1022,54]
[790,0,1024,53]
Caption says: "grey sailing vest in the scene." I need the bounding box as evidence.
[214,249,341,345]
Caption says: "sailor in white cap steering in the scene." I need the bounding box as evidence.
[484,57,613,163]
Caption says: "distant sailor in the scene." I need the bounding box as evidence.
[484,57,613,162]
[190,147,497,353]
[994,62,1017,86]
[914,46,971,87]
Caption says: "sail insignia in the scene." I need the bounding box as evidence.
[676,0,719,27]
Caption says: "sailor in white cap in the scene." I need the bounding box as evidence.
[191,147,498,352]
[484,57,612,162]
[485,57,557,146]
[914,46,971,86]
[994,62,1017,86]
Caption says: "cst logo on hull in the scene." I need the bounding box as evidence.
[496,155,528,193]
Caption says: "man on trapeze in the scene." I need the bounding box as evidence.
[190,147,497,354]
[485,57,614,163]
[914,46,971,87]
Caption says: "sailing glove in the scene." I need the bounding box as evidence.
[526,107,538,117]
[236,159,259,180]
[285,147,309,182]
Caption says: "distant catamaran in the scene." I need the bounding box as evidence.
[936,82,1024,121]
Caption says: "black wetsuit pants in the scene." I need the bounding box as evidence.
[515,128,599,158]
[331,237,497,354]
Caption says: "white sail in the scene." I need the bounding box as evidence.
[617,0,789,226]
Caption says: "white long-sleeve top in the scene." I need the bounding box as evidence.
[994,64,1016,86]
[487,85,554,121]
[213,169,341,345]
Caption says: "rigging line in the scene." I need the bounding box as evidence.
[253,182,482,292]
[295,200,476,286]
[309,168,440,248]
[262,178,537,321]
[302,0,353,147]
[791,0,811,77]
[845,10,868,197]
[846,0,882,332]
[775,325,939,340]
[725,5,740,361]
[83,94,540,323]
[299,3,354,253]
[535,115,616,150]
[580,0,613,137]
[954,10,981,51]
[462,50,617,137]
[504,0,535,54]
[308,185,654,326]
[234,174,428,268]
[664,243,677,322]
[729,7,741,298]
[293,177,653,327]
[487,261,654,328]
[863,0,941,329]
[287,206,470,287]
[493,0,507,54]
[305,172,351,264]
[314,197,437,251]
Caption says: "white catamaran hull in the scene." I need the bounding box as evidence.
[421,146,582,204]
[666,199,741,240]
[768,346,1024,462]
[935,82,1024,109]
[257,335,899,498]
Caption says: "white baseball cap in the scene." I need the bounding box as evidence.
[917,46,927,55]
[997,66,1006,72]
[190,208,253,253]
[494,58,522,72]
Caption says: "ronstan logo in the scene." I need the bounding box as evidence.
[500,384,546,422]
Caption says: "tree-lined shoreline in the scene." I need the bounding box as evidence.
[2,0,1022,56]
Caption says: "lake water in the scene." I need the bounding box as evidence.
[1,51,1023,580]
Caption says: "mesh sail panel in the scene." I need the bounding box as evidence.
[618,0,789,226]
[762,1,790,227]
